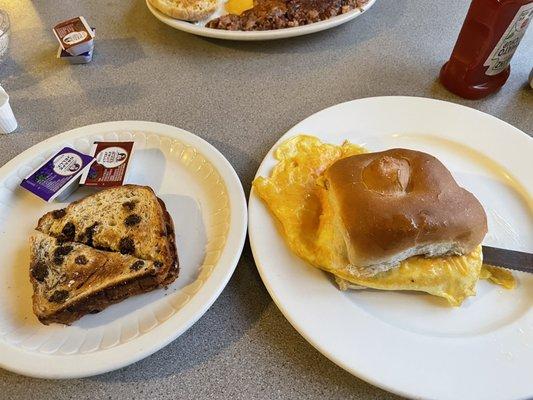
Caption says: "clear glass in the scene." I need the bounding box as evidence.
[0,9,10,61]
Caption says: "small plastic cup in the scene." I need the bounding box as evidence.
[0,85,17,134]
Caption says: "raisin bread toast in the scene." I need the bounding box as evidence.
[30,232,165,325]
[36,185,178,285]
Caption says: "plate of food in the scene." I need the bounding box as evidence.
[248,96,533,400]
[0,121,247,378]
[146,0,376,40]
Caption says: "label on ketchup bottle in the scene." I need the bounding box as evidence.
[484,3,533,76]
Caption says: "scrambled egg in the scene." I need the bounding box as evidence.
[253,135,515,306]
[480,265,516,289]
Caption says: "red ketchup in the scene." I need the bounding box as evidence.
[440,0,533,99]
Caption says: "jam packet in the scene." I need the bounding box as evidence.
[57,28,95,64]
[80,141,135,188]
[52,16,95,56]
[57,47,93,64]
[21,147,95,202]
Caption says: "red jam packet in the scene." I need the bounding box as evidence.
[80,142,135,187]
[52,16,95,56]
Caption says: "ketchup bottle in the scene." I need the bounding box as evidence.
[440,0,533,99]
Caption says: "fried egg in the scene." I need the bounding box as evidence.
[198,0,253,25]
[252,135,515,306]
[224,0,253,15]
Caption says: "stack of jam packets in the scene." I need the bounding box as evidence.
[53,16,95,64]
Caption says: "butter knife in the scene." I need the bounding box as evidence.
[482,246,533,274]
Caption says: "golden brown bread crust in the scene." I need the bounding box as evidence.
[38,274,162,325]
[158,197,179,286]
[148,0,217,22]
[324,148,487,271]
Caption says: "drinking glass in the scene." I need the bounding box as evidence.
[0,9,10,62]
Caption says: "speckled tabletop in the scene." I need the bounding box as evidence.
[0,0,531,399]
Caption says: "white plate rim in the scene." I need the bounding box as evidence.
[248,96,533,400]
[0,121,248,379]
[146,0,377,41]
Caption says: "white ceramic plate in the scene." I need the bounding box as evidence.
[248,97,533,400]
[146,0,377,41]
[0,121,247,379]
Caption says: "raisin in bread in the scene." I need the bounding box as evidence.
[36,185,178,285]
[30,231,165,325]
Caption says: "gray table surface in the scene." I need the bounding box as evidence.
[0,0,531,399]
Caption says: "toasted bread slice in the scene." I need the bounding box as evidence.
[148,0,218,22]
[30,232,165,325]
[36,185,178,284]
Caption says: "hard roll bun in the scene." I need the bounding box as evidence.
[323,148,487,276]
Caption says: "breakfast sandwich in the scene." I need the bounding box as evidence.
[30,185,178,324]
[253,135,514,306]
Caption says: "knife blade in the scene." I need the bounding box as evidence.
[482,246,533,274]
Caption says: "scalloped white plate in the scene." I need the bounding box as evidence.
[0,121,247,379]
[146,0,377,41]
[249,97,533,400]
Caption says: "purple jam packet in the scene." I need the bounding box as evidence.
[57,47,93,64]
[21,147,95,202]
